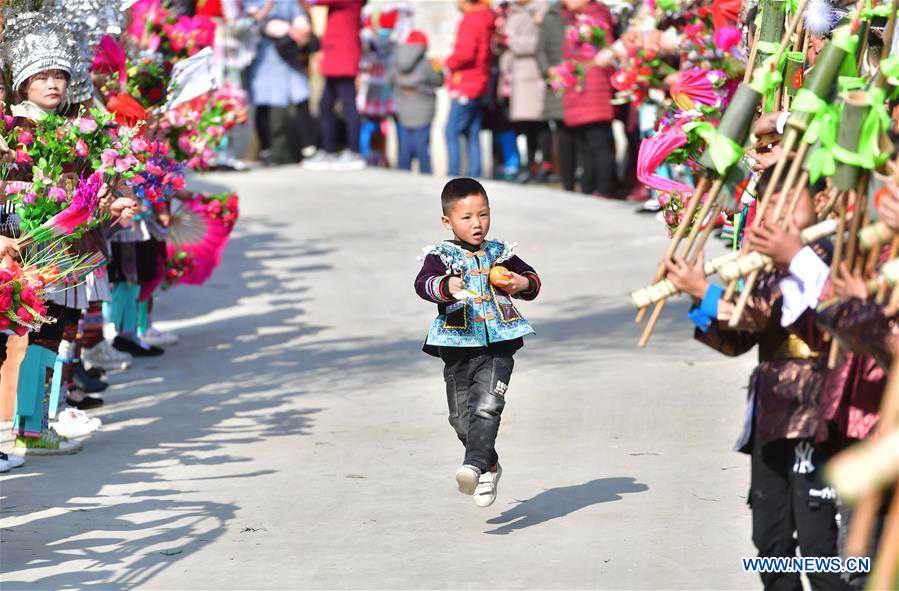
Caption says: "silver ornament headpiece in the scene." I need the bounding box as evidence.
[2,11,74,93]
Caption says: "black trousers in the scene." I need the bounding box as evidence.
[440,347,514,472]
[571,122,616,196]
[555,120,577,192]
[320,77,360,154]
[750,437,847,591]
[513,121,552,170]
[255,102,316,164]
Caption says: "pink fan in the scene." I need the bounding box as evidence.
[669,68,723,109]
[636,128,694,196]
[165,195,232,286]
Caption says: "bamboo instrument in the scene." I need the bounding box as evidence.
[633,0,811,343]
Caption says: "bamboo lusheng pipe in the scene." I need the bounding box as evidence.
[727,33,865,326]
[757,0,787,59]
[833,91,869,191]
[728,141,812,327]
[635,0,813,337]
[637,179,726,347]
[869,491,899,589]
[634,177,710,324]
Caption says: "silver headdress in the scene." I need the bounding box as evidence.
[1,10,74,94]
[44,0,126,103]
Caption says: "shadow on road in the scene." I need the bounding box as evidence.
[483,477,649,535]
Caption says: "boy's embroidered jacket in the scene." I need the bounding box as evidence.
[414,239,540,355]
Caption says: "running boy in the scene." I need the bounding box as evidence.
[414,177,541,507]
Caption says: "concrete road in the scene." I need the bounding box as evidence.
[1,167,759,589]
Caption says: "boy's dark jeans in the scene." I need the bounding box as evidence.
[750,437,846,591]
[440,347,514,472]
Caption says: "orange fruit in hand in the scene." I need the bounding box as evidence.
[489,265,512,287]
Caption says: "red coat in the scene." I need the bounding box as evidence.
[561,1,615,127]
[314,0,363,78]
[195,0,223,17]
[445,6,495,100]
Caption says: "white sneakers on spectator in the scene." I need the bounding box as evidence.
[50,408,102,439]
[331,151,367,171]
[141,327,178,347]
[301,151,335,171]
[474,463,502,507]
[301,151,366,172]
[0,451,25,472]
[82,340,132,371]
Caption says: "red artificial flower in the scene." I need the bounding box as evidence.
[107,92,149,126]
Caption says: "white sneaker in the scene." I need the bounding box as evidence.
[4,452,25,469]
[474,463,502,507]
[82,340,132,371]
[455,464,481,495]
[330,151,367,172]
[141,327,178,347]
[50,408,102,439]
[0,454,9,472]
[300,151,337,171]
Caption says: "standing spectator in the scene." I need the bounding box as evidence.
[244,0,315,165]
[444,0,495,178]
[490,1,521,181]
[536,0,574,190]
[392,30,443,173]
[560,0,617,198]
[302,0,366,171]
[503,0,553,183]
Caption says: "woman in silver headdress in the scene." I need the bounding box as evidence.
[1,11,136,455]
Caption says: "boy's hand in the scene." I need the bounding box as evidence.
[747,220,803,267]
[831,263,869,301]
[0,236,20,260]
[664,253,709,300]
[494,271,530,295]
[447,276,464,295]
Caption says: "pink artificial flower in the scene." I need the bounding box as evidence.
[17,130,33,146]
[49,187,68,203]
[22,192,36,204]
[0,290,12,312]
[714,26,741,52]
[12,323,27,336]
[101,149,119,169]
[76,118,98,134]
[130,174,146,185]
[178,135,195,154]
[16,306,32,323]
[75,139,89,157]
[171,175,186,190]
[115,155,137,173]
[131,136,149,152]
[147,163,164,176]
[14,149,31,165]
[0,317,10,331]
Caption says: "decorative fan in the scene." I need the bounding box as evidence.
[165,194,232,286]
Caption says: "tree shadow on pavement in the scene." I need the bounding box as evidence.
[483,477,649,535]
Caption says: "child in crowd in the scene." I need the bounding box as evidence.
[444,0,495,178]
[414,178,541,507]
[665,176,845,591]
[392,30,443,174]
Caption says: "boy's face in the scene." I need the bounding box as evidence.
[442,194,491,246]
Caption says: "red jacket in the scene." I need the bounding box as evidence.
[313,0,363,78]
[561,1,615,127]
[445,6,495,100]
[195,0,223,17]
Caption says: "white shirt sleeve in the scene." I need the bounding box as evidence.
[779,246,830,327]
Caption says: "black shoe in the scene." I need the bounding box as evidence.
[72,361,108,394]
[66,394,104,410]
[85,366,105,380]
[113,336,164,357]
